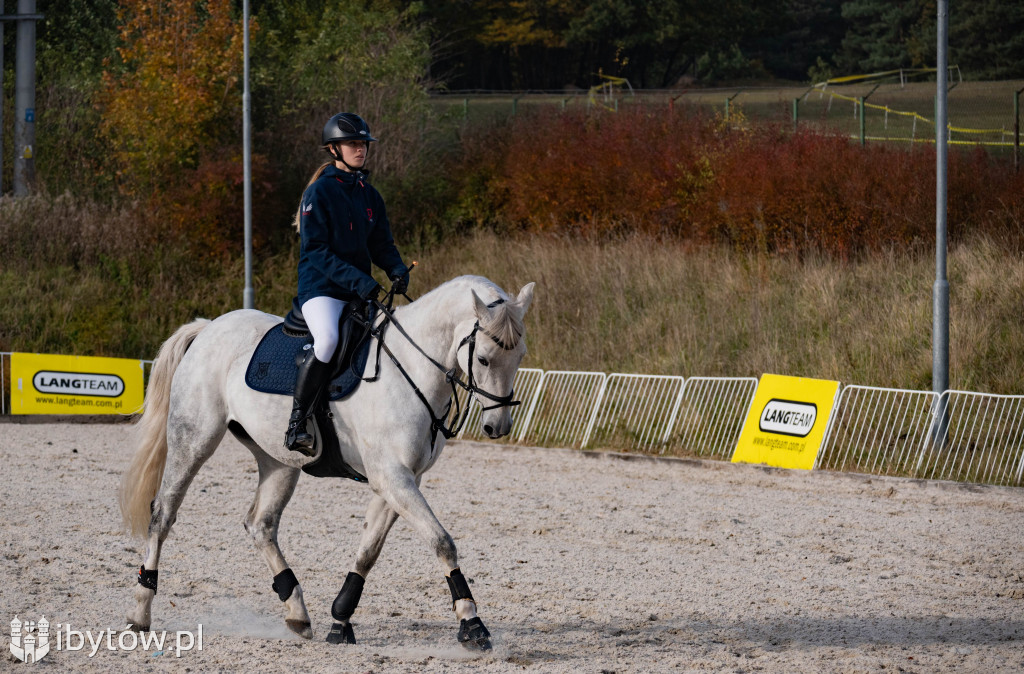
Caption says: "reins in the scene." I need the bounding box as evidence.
[353,286,521,445]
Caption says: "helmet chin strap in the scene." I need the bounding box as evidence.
[327,144,367,173]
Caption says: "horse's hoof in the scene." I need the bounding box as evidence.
[458,617,492,651]
[325,621,355,645]
[286,619,313,640]
[125,620,150,632]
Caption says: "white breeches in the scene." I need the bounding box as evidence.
[301,296,347,363]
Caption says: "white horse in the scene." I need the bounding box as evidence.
[119,275,535,650]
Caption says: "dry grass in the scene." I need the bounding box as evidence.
[1,193,1020,394]
[407,231,1022,394]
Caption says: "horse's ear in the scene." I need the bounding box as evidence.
[515,282,536,313]
[471,290,490,320]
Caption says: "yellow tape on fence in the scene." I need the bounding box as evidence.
[810,87,1010,143]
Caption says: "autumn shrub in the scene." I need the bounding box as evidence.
[95,0,256,254]
[485,106,1024,255]
[498,106,719,236]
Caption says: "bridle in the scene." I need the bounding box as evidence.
[356,289,521,445]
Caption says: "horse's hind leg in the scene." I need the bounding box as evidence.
[127,420,225,631]
[242,451,312,639]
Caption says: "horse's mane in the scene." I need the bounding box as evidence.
[479,294,525,349]
[423,275,526,349]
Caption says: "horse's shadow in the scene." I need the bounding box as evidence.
[483,614,1023,660]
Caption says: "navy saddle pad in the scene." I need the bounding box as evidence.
[244,323,372,400]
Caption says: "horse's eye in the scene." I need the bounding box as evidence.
[477,356,489,367]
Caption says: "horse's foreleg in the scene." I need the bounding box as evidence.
[243,459,312,639]
[377,471,492,650]
[325,493,399,645]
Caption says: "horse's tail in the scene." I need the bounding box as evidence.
[119,318,211,538]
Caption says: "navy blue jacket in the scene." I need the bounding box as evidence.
[296,165,405,305]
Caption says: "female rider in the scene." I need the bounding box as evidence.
[285,112,411,455]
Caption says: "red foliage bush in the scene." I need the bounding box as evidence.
[490,106,1024,255]
[146,150,281,257]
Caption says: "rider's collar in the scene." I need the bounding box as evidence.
[324,164,370,183]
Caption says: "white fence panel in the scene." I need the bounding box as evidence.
[5,348,1024,487]
[817,385,939,476]
[517,370,606,449]
[582,373,686,451]
[916,390,1024,486]
[456,367,545,442]
[661,377,758,459]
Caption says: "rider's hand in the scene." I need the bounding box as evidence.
[389,264,410,295]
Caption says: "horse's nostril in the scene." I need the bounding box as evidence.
[483,424,494,436]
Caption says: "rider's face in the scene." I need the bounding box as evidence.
[334,140,368,170]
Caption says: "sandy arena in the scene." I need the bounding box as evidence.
[2,422,1022,672]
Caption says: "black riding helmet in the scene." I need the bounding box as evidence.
[322,112,378,146]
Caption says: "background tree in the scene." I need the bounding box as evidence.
[749,0,845,81]
[96,0,252,252]
[836,0,931,73]
[100,0,244,192]
[251,0,436,239]
[950,0,1024,79]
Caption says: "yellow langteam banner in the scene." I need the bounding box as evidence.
[10,352,145,415]
[731,373,840,470]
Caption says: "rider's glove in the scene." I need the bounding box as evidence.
[389,264,411,295]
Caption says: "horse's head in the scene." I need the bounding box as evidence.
[455,282,535,439]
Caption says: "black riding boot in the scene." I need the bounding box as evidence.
[284,350,332,456]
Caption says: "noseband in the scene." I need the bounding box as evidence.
[361,295,521,444]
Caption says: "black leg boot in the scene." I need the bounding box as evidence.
[284,350,332,456]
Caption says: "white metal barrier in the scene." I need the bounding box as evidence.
[661,376,759,459]
[517,370,606,448]
[1,353,8,416]
[4,348,1023,486]
[817,385,939,476]
[915,390,1024,486]
[456,367,544,442]
[582,373,686,451]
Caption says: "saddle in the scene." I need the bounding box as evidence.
[244,297,376,481]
